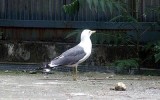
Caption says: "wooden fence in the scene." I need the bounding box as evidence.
[0,0,159,29]
[0,0,159,69]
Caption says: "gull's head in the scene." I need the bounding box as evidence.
[81,29,96,40]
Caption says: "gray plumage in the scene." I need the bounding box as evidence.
[50,45,86,66]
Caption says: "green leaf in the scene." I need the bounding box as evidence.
[106,0,113,14]
[92,0,99,12]
[113,58,139,68]
[99,0,106,12]
[106,33,111,44]
[86,0,93,10]
[155,52,160,63]
[110,15,123,22]
[91,33,98,44]
[143,42,154,51]
[0,32,2,40]
[63,0,79,14]
[99,33,107,44]
[65,30,81,39]
[78,0,85,7]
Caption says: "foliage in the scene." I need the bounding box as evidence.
[63,0,140,22]
[65,29,82,42]
[147,6,160,63]
[91,32,130,45]
[142,41,160,63]
[141,70,160,76]
[63,0,127,15]
[66,30,132,45]
[154,41,160,63]
[113,58,139,69]
[109,14,138,22]
[64,0,160,71]
[0,32,2,40]
[63,0,79,14]
[147,6,160,17]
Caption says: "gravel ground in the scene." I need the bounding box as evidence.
[0,71,160,100]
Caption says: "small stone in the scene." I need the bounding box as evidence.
[22,70,27,72]
[4,70,9,73]
[106,75,114,79]
[29,71,37,74]
[115,82,126,91]
[110,75,114,77]
[44,75,49,79]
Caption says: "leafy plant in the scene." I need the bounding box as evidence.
[0,32,3,40]
[145,6,160,63]
[65,29,82,42]
[65,30,131,46]
[63,0,79,14]
[154,41,160,63]
[113,58,139,69]
[63,0,127,15]
[91,32,130,45]
[64,0,160,72]
[146,6,160,19]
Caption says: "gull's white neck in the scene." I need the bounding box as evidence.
[78,37,92,53]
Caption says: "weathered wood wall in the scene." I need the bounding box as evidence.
[0,0,159,21]
[0,0,159,41]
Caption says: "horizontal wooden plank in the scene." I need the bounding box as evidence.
[0,19,160,30]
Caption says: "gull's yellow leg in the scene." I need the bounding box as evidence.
[73,65,77,81]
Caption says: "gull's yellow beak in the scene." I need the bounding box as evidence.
[91,30,96,34]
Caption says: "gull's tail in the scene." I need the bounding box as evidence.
[43,62,58,74]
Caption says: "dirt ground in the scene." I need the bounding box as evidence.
[0,71,160,100]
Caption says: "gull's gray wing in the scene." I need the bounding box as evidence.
[50,45,86,66]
